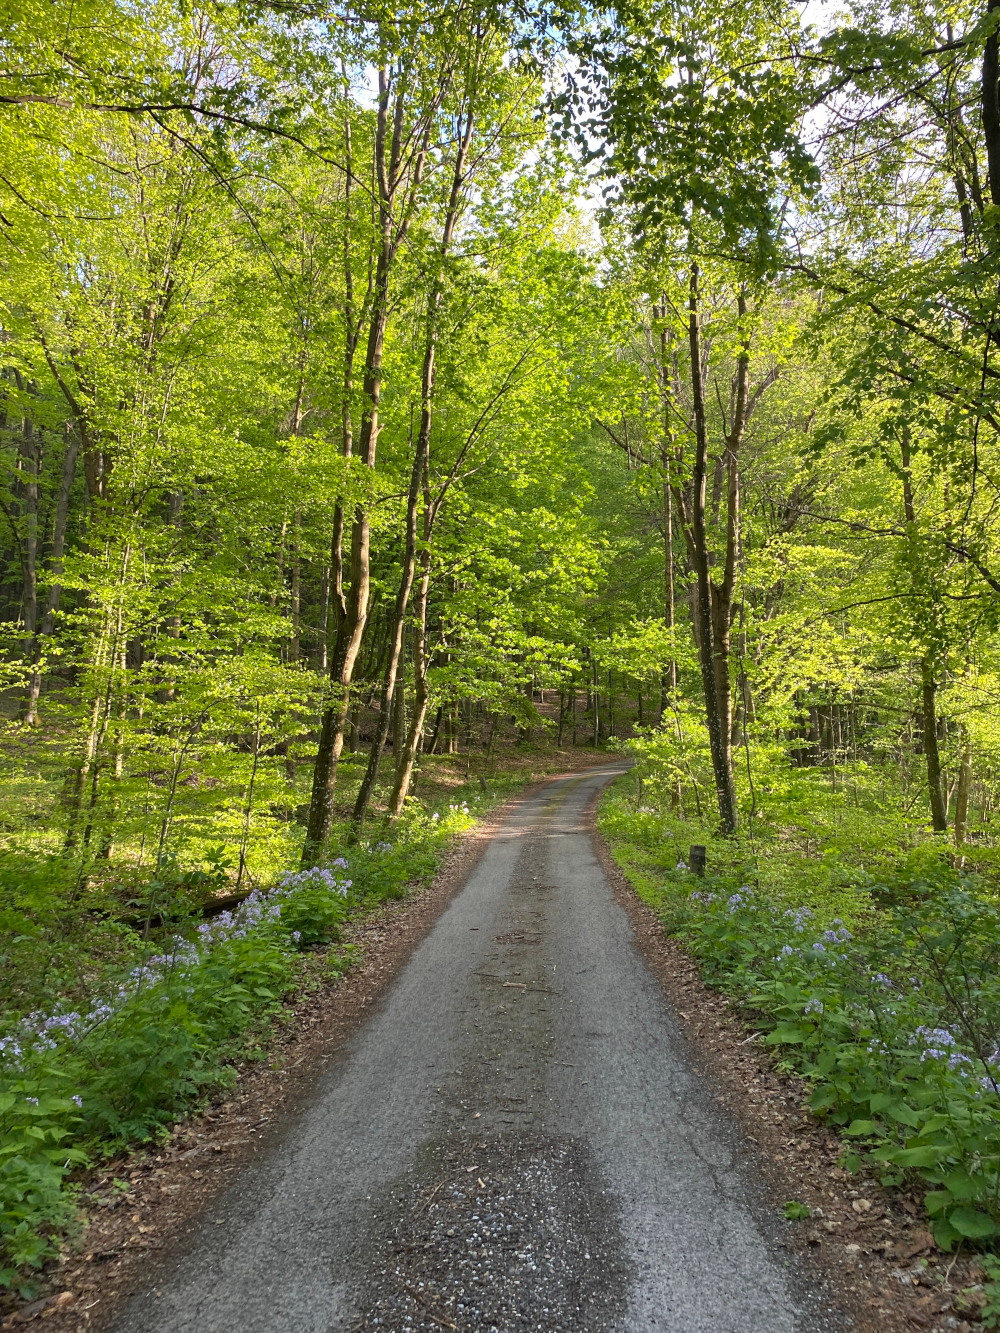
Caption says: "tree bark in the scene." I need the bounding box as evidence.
[686,264,738,834]
[983,0,1000,206]
[953,731,972,846]
[19,414,39,658]
[389,521,432,815]
[350,440,425,827]
[921,665,949,832]
[302,67,434,862]
[656,304,679,719]
[360,97,477,823]
[900,428,948,832]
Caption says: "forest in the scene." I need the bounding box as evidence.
[3,0,1000,1309]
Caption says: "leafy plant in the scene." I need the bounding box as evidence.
[981,1256,1000,1330]
[783,1200,812,1220]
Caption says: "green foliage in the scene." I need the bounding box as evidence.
[276,870,348,948]
[981,1256,1000,1329]
[603,777,1000,1249]
[0,784,483,1293]
[782,1201,812,1220]
[0,1081,85,1293]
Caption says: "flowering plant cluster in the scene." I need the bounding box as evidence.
[271,865,352,948]
[0,858,360,1289]
[680,879,1000,1251]
[0,794,481,1292]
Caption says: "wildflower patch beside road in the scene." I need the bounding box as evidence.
[600,795,1000,1257]
[0,811,470,1295]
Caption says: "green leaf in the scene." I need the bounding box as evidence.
[931,1217,960,1252]
[924,1190,954,1217]
[763,1023,807,1045]
[844,1119,878,1136]
[887,1145,950,1168]
[948,1207,1000,1240]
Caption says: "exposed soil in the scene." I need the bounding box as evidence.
[591,818,991,1333]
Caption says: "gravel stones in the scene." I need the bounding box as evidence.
[355,1134,632,1333]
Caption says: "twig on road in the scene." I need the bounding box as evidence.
[409,1178,447,1219]
[403,1282,458,1329]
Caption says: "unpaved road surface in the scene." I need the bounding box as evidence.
[111,764,845,1333]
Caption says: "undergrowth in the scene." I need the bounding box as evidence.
[0,743,593,1298]
[0,785,493,1295]
[600,766,1000,1256]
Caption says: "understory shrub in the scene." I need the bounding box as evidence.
[0,862,353,1288]
[675,876,1000,1249]
[0,799,478,1294]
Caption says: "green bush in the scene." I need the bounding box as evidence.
[0,907,298,1282]
[0,796,480,1292]
[672,877,1000,1250]
[273,867,350,946]
[0,1081,85,1294]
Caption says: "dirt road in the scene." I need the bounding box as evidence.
[111,763,844,1333]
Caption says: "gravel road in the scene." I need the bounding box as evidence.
[111,763,846,1333]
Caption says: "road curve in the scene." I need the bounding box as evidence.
[112,763,844,1333]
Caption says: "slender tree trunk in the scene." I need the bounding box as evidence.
[427,704,445,755]
[18,416,39,659]
[901,428,948,832]
[687,264,738,833]
[289,513,301,663]
[954,731,972,846]
[983,0,1000,207]
[236,717,262,891]
[921,665,949,832]
[303,71,415,862]
[655,306,679,720]
[318,560,330,673]
[65,543,131,851]
[23,430,78,725]
[351,439,425,827]
[389,535,431,815]
[370,101,476,821]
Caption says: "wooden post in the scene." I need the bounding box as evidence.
[690,844,707,876]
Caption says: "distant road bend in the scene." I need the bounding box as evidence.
[112,763,843,1333]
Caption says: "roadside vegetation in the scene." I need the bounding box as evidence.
[602,748,1000,1261]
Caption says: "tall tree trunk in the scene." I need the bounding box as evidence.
[708,298,749,800]
[388,532,431,815]
[686,264,738,833]
[369,97,477,821]
[288,513,301,664]
[18,415,39,659]
[592,656,600,744]
[953,730,972,846]
[350,439,425,827]
[317,560,330,673]
[901,428,948,832]
[65,543,131,852]
[303,68,432,862]
[983,0,1000,207]
[656,306,679,720]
